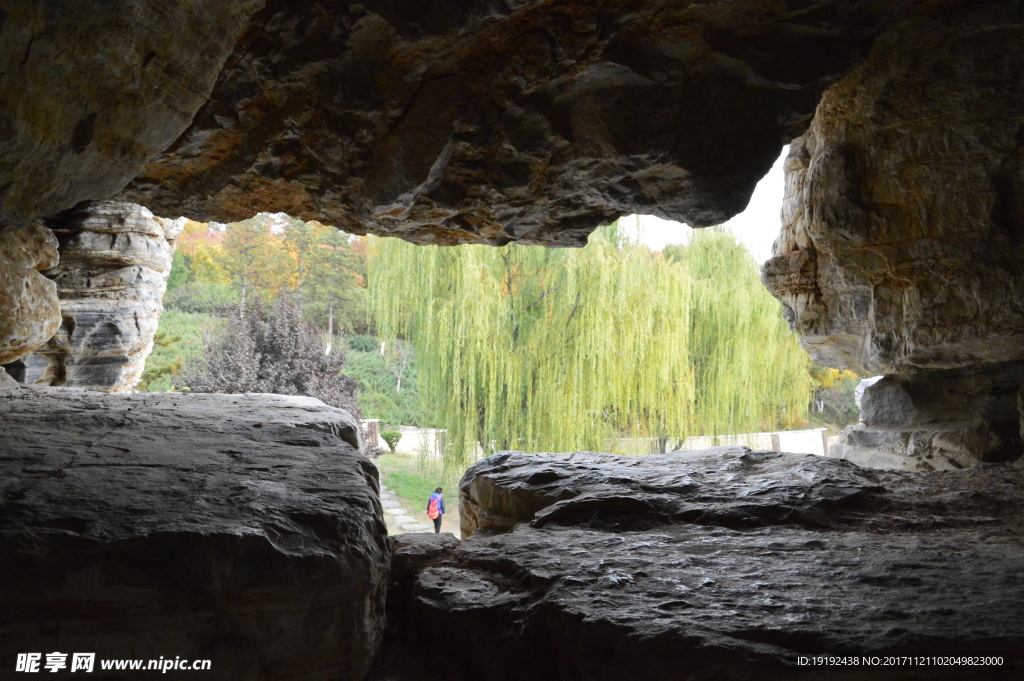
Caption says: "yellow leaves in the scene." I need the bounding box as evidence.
[808,362,859,390]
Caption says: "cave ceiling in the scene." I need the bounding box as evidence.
[1,0,891,246]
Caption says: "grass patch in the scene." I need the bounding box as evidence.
[138,310,223,392]
[374,453,465,508]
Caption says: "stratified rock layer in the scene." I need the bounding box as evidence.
[120,0,876,245]
[0,390,388,681]
[0,0,261,231]
[385,448,1024,680]
[5,202,183,392]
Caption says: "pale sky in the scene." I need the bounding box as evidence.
[622,147,787,264]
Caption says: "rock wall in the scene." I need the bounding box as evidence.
[0,222,61,364]
[370,448,1024,680]
[0,389,387,681]
[762,6,1024,468]
[763,7,1024,376]
[830,363,1024,471]
[118,0,877,246]
[4,202,182,392]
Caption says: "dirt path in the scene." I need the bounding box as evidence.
[378,484,462,538]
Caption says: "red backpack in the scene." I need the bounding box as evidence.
[427,495,441,519]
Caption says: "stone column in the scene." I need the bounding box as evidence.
[5,202,183,393]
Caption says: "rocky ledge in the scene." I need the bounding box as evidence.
[0,389,388,681]
[380,448,1024,680]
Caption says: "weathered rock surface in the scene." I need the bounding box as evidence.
[830,364,1024,471]
[120,0,878,245]
[386,533,461,629]
[0,389,388,681]
[763,6,1024,375]
[366,533,465,681]
[4,202,183,392]
[761,6,1024,469]
[0,0,262,231]
[378,448,1024,679]
[0,222,61,364]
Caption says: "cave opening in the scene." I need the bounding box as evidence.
[2,1,1024,679]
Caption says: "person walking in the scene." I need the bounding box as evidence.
[426,487,445,533]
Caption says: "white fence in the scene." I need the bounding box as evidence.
[377,425,832,459]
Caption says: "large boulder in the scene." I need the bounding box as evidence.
[0,389,388,681]
[386,448,1024,679]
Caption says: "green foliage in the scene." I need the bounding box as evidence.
[348,335,378,352]
[218,215,289,306]
[167,251,189,290]
[369,225,812,464]
[663,229,813,435]
[285,219,369,335]
[177,215,370,337]
[164,281,240,314]
[345,349,431,426]
[138,311,223,392]
[381,430,402,453]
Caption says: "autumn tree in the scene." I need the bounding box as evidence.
[219,215,287,308]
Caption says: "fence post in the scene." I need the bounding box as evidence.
[821,429,830,456]
[770,433,781,453]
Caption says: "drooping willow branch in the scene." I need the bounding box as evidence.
[368,224,811,467]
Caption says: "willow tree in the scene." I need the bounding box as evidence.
[369,225,810,465]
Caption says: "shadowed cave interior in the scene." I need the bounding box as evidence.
[1,2,1023,679]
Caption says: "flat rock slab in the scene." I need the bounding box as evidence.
[0,388,388,681]
[401,448,1024,680]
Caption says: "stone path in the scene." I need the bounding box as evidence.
[379,484,433,534]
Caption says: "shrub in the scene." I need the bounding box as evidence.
[185,294,360,417]
[348,335,378,352]
[380,430,402,454]
[137,311,223,392]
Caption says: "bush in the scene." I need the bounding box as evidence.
[138,311,223,392]
[185,294,360,416]
[345,349,432,426]
[380,430,402,454]
[348,335,378,352]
